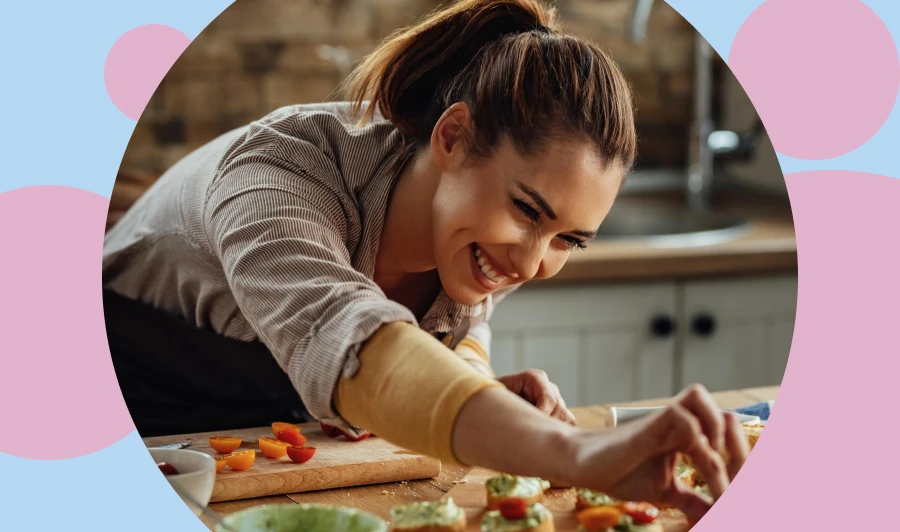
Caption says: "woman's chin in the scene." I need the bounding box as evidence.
[442,280,487,307]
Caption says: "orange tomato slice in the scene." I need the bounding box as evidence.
[259,436,290,459]
[215,455,228,473]
[226,449,256,471]
[208,436,242,454]
[576,506,622,530]
[277,426,307,447]
[272,422,300,439]
[286,445,316,464]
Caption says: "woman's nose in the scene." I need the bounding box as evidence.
[510,239,549,282]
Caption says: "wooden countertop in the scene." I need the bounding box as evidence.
[540,191,797,285]
[200,386,778,531]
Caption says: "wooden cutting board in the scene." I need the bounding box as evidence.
[143,423,442,503]
[445,468,691,532]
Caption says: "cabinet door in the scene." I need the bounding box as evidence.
[488,283,678,406]
[585,327,675,405]
[681,276,798,392]
[490,333,518,380]
[521,332,582,407]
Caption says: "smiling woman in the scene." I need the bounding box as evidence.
[103,0,747,520]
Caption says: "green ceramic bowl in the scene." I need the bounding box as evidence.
[216,503,388,532]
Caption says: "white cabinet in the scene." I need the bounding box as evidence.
[680,276,797,392]
[486,275,797,407]
[489,283,679,406]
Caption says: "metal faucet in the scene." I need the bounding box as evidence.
[627,0,762,211]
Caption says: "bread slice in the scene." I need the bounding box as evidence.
[389,498,466,532]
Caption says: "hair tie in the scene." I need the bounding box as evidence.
[533,24,552,35]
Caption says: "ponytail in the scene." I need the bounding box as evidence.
[346,0,636,171]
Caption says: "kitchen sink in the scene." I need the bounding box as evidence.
[594,195,751,247]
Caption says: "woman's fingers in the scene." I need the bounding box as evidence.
[675,384,725,453]
[663,481,714,524]
[550,396,577,425]
[722,412,750,480]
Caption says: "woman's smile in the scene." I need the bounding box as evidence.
[470,243,510,291]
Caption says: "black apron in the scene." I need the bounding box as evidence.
[103,290,311,437]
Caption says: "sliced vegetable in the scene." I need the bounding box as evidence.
[286,445,317,464]
[320,422,342,438]
[259,436,290,459]
[272,422,300,439]
[576,506,622,530]
[208,436,242,454]
[225,449,256,471]
[498,499,528,520]
[618,501,659,524]
[157,462,179,476]
[215,456,228,473]
[277,426,308,447]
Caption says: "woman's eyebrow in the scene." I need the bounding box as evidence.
[514,181,598,238]
[515,181,558,220]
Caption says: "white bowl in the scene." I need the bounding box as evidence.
[149,448,216,516]
[217,504,387,532]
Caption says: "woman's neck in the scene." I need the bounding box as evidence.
[375,151,440,290]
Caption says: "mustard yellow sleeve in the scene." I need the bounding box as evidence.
[455,337,495,377]
[334,322,504,464]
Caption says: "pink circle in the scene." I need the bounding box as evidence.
[695,171,900,531]
[104,24,190,120]
[0,186,134,459]
[729,0,900,160]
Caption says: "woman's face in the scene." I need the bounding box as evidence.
[430,109,624,306]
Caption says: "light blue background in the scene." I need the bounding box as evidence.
[1,0,898,530]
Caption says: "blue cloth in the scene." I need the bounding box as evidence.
[732,401,773,421]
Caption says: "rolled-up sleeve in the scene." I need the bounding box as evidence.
[204,149,416,428]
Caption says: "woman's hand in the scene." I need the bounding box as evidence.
[497,369,576,425]
[565,385,751,523]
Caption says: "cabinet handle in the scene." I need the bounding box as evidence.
[691,313,717,338]
[649,314,676,338]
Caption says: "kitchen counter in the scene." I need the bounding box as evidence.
[198,386,778,531]
[541,191,796,285]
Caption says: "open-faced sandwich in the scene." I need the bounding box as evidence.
[484,474,551,511]
[574,490,661,532]
[481,500,554,532]
[389,498,466,532]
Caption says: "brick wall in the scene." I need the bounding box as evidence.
[116,0,698,216]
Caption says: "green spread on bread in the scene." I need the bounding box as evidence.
[576,489,617,507]
[485,474,550,498]
[390,498,463,529]
[481,502,550,531]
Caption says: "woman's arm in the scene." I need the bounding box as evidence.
[336,326,748,522]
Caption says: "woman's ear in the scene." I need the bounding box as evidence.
[430,102,472,172]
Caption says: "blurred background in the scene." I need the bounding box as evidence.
[112,0,796,406]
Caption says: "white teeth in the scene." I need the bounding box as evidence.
[474,245,506,283]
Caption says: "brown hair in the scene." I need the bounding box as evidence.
[345,0,636,172]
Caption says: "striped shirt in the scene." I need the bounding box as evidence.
[103,101,514,428]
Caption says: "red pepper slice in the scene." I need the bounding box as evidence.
[498,499,528,520]
[618,501,659,524]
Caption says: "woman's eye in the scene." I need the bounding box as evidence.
[513,199,541,222]
[560,236,588,251]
